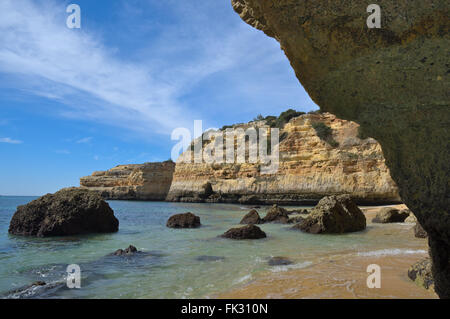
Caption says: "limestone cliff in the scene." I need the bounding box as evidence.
[231,0,449,298]
[80,161,175,201]
[166,113,400,205]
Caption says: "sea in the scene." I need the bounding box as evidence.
[0,196,431,298]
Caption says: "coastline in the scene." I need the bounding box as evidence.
[216,204,437,299]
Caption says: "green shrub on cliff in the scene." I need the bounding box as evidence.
[311,122,339,147]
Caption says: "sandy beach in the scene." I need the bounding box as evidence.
[218,205,437,299]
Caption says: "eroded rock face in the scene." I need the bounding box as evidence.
[8,188,119,237]
[80,161,175,201]
[232,0,449,298]
[167,113,400,205]
[293,195,366,234]
[166,212,201,229]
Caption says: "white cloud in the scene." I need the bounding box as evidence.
[76,137,92,144]
[0,137,22,144]
[0,0,314,139]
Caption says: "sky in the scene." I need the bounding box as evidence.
[0,0,318,196]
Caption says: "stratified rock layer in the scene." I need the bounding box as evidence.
[80,161,175,200]
[167,113,400,205]
[8,188,119,237]
[232,0,449,298]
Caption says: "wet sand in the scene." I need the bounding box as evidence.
[218,205,437,299]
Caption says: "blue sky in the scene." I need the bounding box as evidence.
[0,0,318,196]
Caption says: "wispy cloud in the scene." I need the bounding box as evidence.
[0,0,314,139]
[76,137,92,144]
[0,137,22,144]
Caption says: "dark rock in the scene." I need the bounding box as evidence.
[287,208,310,215]
[293,195,366,234]
[288,216,305,224]
[263,204,289,224]
[113,245,139,256]
[408,258,434,289]
[268,257,293,266]
[8,188,119,237]
[195,255,225,262]
[221,224,266,240]
[201,182,214,198]
[414,222,428,238]
[166,212,201,228]
[240,209,262,224]
[372,207,410,223]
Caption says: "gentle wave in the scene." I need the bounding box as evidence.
[233,274,252,284]
[269,261,313,273]
[356,249,427,257]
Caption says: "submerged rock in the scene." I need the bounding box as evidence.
[414,222,428,239]
[113,245,139,256]
[293,195,366,234]
[8,188,119,237]
[240,209,262,224]
[166,212,201,229]
[263,205,289,224]
[268,257,293,266]
[221,224,266,240]
[372,207,409,223]
[408,258,434,290]
[195,255,225,262]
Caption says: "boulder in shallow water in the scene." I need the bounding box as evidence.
[195,255,225,262]
[372,207,410,223]
[268,256,293,266]
[166,212,201,228]
[8,188,119,237]
[263,204,289,224]
[408,258,434,290]
[293,195,366,234]
[240,209,262,224]
[221,224,266,240]
[414,222,428,239]
[113,245,139,256]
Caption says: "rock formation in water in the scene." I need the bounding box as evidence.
[166,212,201,229]
[293,194,366,234]
[8,188,119,237]
[372,207,410,223]
[80,161,175,201]
[232,0,449,298]
[167,112,400,205]
[221,224,267,240]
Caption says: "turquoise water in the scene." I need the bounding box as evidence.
[0,196,423,298]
